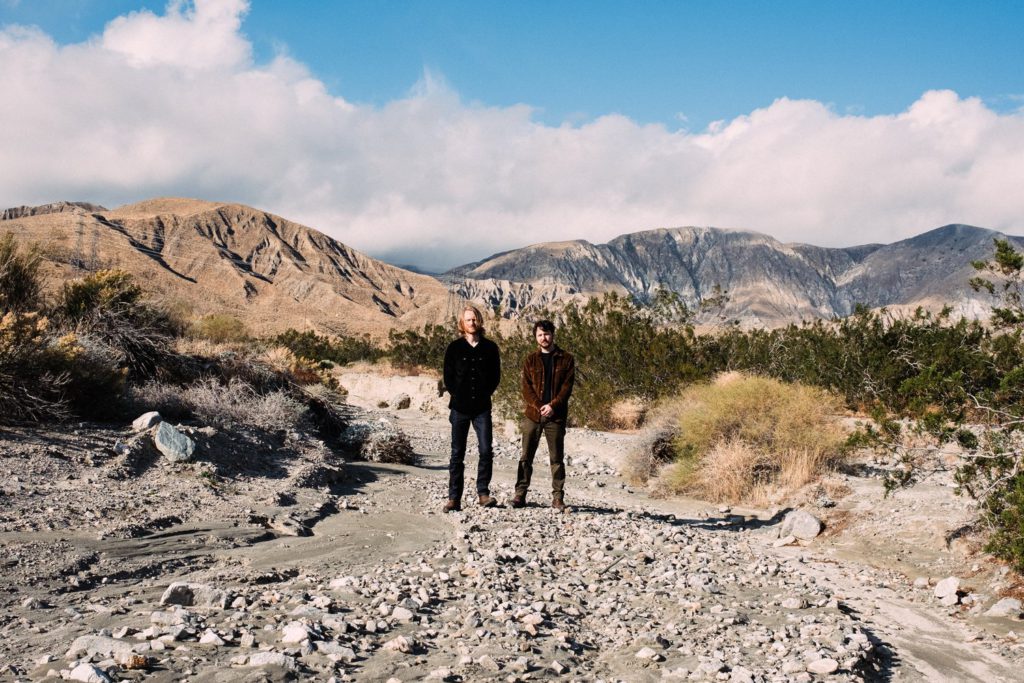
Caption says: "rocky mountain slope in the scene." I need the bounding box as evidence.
[447,225,1021,325]
[0,199,449,337]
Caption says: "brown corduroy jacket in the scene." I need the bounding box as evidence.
[521,346,575,423]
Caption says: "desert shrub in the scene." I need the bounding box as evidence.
[0,233,45,312]
[271,328,381,366]
[261,346,327,386]
[387,323,453,371]
[183,378,306,430]
[659,374,849,503]
[191,313,249,343]
[55,269,175,377]
[125,380,192,420]
[0,312,71,422]
[342,417,416,464]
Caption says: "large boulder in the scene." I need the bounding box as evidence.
[780,509,823,540]
[159,582,231,609]
[153,422,195,463]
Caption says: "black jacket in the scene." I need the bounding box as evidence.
[443,336,501,415]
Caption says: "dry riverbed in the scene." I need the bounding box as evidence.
[1,370,1023,682]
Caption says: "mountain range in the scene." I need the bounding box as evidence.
[1,198,1018,334]
[446,224,1019,326]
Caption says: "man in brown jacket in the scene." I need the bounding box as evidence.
[512,319,575,511]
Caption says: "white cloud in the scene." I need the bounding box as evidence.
[1,0,1023,271]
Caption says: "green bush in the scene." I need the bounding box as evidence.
[271,328,381,365]
[387,323,452,370]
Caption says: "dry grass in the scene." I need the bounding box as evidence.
[183,378,306,430]
[608,397,647,431]
[647,373,849,504]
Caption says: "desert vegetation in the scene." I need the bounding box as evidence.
[7,229,1024,567]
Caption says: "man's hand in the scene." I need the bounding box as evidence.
[540,404,554,418]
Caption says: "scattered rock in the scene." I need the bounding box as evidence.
[391,393,412,410]
[68,663,112,683]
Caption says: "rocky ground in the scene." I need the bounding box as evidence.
[1,370,1023,681]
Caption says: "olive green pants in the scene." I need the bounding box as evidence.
[515,417,566,497]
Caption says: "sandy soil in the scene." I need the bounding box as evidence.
[1,370,1023,681]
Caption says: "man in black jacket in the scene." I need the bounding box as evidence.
[442,306,501,512]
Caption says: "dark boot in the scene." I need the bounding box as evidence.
[443,499,461,513]
[478,494,497,508]
[552,494,566,512]
[511,493,527,508]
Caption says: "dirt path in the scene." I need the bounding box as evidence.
[2,375,1024,680]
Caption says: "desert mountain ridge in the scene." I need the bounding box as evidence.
[445,223,1023,326]
[2,197,1020,333]
[0,197,451,337]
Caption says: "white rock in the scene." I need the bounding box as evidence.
[247,651,297,670]
[199,629,225,646]
[66,635,135,659]
[986,598,1022,618]
[781,510,823,540]
[159,582,230,609]
[550,660,568,674]
[806,658,839,674]
[280,622,311,644]
[383,635,413,653]
[782,597,807,609]
[132,411,162,431]
[934,577,960,600]
[477,654,500,671]
[391,605,415,622]
[635,646,659,659]
[773,535,797,548]
[68,663,112,683]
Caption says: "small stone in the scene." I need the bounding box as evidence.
[383,635,413,653]
[68,663,112,683]
[913,577,930,589]
[199,629,225,646]
[806,658,839,674]
[782,597,807,609]
[477,654,500,671]
[773,535,797,548]
[281,622,311,644]
[635,646,659,660]
[550,660,568,674]
[391,393,412,410]
[392,606,415,622]
[247,651,297,670]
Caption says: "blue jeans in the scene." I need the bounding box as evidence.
[448,409,494,501]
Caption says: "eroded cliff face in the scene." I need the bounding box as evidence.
[447,224,1019,325]
[1,198,448,337]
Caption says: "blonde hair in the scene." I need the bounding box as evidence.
[456,305,485,336]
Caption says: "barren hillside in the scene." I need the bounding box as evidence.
[0,198,450,338]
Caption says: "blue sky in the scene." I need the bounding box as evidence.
[0,1,1022,269]
[5,0,1022,129]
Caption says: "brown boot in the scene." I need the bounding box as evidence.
[510,493,527,508]
[478,494,497,508]
[443,499,461,513]
[552,494,567,512]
